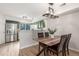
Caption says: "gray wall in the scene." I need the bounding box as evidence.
[47,11,79,51]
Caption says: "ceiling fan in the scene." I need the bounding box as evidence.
[42,3,59,19]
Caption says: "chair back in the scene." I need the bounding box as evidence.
[38,32,44,38]
[58,34,68,51]
[45,32,49,38]
[64,34,72,49]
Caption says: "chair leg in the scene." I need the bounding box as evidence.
[53,52,54,55]
[57,53,58,56]
[45,47,49,56]
[49,50,51,54]
[64,50,66,56]
[38,43,40,52]
[62,50,65,56]
[46,49,49,56]
[49,50,53,55]
[56,51,59,56]
[43,47,49,56]
[67,47,69,55]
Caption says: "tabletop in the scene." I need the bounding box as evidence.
[38,36,60,46]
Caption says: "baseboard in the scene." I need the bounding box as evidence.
[69,47,79,53]
[20,42,38,49]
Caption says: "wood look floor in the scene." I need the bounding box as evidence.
[20,45,79,56]
[0,41,79,56]
[0,41,19,56]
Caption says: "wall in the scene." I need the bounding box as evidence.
[47,11,79,51]
[0,14,37,49]
[0,14,5,44]
[19,30,37,49]
[19,19,48,49]
[0,15,22,44]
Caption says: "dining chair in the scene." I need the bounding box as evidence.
[47,34,68,56]
[38,32,44,38]
[38,32,49,55]
[45,32,49,38]
[64,34,71,55]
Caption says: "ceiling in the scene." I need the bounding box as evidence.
[0,3,48,22]
[0,3,79,22]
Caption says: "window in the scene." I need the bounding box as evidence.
[19,23,30,30]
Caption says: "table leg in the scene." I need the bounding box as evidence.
[38,43,40,52]
[36,48,45,56]
[44,49,45,56]
[45,47,49,56]
[37,46,48,56]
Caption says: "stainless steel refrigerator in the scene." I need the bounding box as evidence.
[5,22,18,43]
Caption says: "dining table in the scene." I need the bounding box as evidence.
[36,36,60,56]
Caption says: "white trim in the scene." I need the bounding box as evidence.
[20,42,38,49]
[69,47,79,52]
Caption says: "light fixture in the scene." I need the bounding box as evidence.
[22,16,32,20]
[42,3,59,19]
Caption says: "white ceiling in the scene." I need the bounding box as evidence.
[0,3,48,21]
[0,3,79,22]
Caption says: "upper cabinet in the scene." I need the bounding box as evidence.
[54,3,79,15]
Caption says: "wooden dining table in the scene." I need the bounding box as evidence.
[36,36,60,56]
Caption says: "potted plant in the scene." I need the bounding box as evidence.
[48,28,57,38]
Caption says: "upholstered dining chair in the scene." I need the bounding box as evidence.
[64,34,71,55]
[47,34,68,56]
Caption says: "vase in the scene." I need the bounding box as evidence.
[50,34,54,38]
